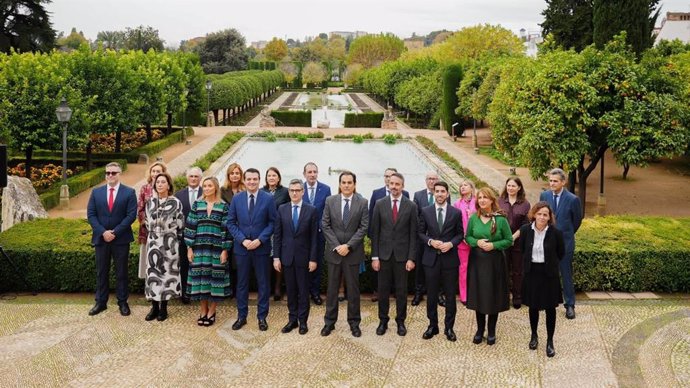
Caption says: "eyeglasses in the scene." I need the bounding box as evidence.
[289,189,303,193]
[105,171,120,176]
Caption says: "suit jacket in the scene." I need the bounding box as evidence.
[321,193,369,265]
[262,186,290,209]
[539,189,582,253]
[227,190,277,256]
[174,186,202,219]
[519,224,565,277]
[87,184,137,246]
[303,181,331,230]
[370,196,418,262]
[413,188,450,215]
[273,202,318,267]
[417,204,464,268]
[368,186,409,237]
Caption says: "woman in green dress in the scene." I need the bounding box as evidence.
[185,177,232,327]
[465,187,513,346]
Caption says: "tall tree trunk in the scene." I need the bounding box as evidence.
[115,130,122,153]
[145,122,153,143]
[574,146,608,217]
[213,110,219,126]
[24,145,33,181]
[622,163,630,179]
[86,141,93,171]
[166,112,172,135]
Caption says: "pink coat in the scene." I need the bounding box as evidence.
[453,196,476,245]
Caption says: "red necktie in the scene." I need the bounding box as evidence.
[108,188,114,212]
[392,199,398,222]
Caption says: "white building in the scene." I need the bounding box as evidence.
[655,12,690,45]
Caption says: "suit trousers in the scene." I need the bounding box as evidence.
[377,259,408,323]
[560,250,576,307]
[413,242,426,294]
[324,260,361,327]
[236,253,271,320]
[95,243,130,305]
[425,260,458,330]
[178,241,190,298]
[283,264,310,324]
[309,234,326,296]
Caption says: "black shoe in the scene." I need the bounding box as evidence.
[513,302,522,309]
[181,296,191,305]
[397,322,407,336]
[350,325,361,337]
[232,318,247,330]
[157,303,168,322]
[145,302,159,321]
[472,332,484,344]
[338,294,346,302]
[320,324,334,336]
[281,321,298,333]
[438,295,446,308]
[299,323,308,335]
[565,306,576,319]
[445,328,457,342]
[411,294,423,306]
[118,302,131,316]
[88,303,107,316]
[422,326,439,340]
[376,321,388,335]
[204,313,216,327]
[274,294,282,302]
[371,291,378,302]
[546,340,556,357]
[487,335,496,345]
[529,334,538,350]
[258,319,269,331]
[197,315,208,326]
[311,294,323,305]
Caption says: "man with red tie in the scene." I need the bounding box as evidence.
[86,162,137,316]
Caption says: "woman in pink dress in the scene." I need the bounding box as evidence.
[453,179,476,304]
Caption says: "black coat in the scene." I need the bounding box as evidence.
[519,224,565,277]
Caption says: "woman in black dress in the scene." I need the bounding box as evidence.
[261,166,290,300]
[519,201,564,357]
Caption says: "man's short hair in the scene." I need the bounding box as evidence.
[105,162,122,170]
[339,170,356,184]
[385,167,398,173]
[390,172,404,184]
[288,178,303,186]
[186,167,203,177]
[303,162,318,173]
[548,168,567,181]
[434,181,449,192]
[244,168,260,178]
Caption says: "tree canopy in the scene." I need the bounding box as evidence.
[541,0,594,52]
[0,0,56,53]
[195,28,248,74]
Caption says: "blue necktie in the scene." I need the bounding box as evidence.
[292,205,299,230]
[249,194,255,218]
[309,186,315,203]
[343,198,350,224]
[554,194,559,212]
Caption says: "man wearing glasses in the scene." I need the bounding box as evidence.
[86,162,137,316]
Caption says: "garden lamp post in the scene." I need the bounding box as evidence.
[55,97,72,209]
[205,80,212,127]
[472,119,479,153]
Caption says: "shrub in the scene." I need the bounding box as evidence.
[382,134,399,144]
[172,131,245,189]
[344,112,384,128]
[415,136,488,187]
[440,64,463,136]
[270,110,312,127]
[353,135,364,143]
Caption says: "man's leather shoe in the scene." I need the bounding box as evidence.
[232,318,247,330]
[371,291,378,302]
[281,321,297,333]
[350,325,361,337]
[472,332,484,344]
[565,306,576,319]
[118,302,130,316]
[298,323,308,335]
[89,304,107,316]
[376,321,387,335]
[422,326,439,340]
[438,294,446,308]
[411,293,423,306]
[311,294,323,305]
[181,296,191,305]
[445,329,457,342]
[546,340,556,357]
[258,319,268,331]
[513,302,522,309]
[338,294,346,302]
[487,335,496,345]
[320,324,334,336]
[397,323,407,336]
[529,334,538,350]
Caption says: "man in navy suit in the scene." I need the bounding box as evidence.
[173,166,202,304]
[228,168,277,331]
[540,168,582,320]
[368,168,409,302]
[302,162,331,305]
[86,162,137,316]
[273,179,319,335]
[418,181,464,341]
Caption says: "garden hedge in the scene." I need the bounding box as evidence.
[1,216,688,294]
[270,110,312,127]
[344,112,384,128]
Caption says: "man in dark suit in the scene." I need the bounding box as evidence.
[418,181,464,341]
[368,168,409,302]
[370,172,417,336]
[227,168,277,331]
[173,166,202,304]
[303,162,331,306]
[273,179,319,335]
[320,171,369,338]
[540,168,582,320]
[86,162,137,316]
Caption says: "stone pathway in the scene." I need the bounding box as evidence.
[0,294,687,387]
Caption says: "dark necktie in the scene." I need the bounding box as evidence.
[249,194,255,217]
[292,205,299,230]
[554,194,559,211]
[428,192,433,206]
[392,199,398,222]
[108,188,114,212]
[343,198,350,224]
[309,186,315,203]
[437,207,444,231]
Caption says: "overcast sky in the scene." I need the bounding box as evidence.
[46,0,690,48]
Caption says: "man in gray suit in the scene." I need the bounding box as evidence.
[370,172,417,336]
[320,171,369,338]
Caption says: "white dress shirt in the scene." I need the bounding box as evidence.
[530,222,549,263]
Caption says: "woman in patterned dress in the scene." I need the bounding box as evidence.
[185,177,232,326]
[144,172,184,321]
[220,162,245,298]
[138,161,167,279]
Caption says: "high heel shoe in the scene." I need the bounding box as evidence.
[204,313,216,327]
[487,335,496,345]
[529,334,538,350]
[472,331,484,344]
[546,340,556,357]
[197,315,208,326]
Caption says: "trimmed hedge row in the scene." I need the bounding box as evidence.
[172,131,245,189]
[1,216,689,293]
[270,110,312,127]
[344,112,384,128]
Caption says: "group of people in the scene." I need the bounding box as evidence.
[86,159,582,358]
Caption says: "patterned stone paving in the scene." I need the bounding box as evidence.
[0,295,688,387]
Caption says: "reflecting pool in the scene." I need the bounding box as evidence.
[291,93,360,128]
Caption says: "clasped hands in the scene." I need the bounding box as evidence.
[429,239,453,253]
[187,248,228,264]
[477,239,494,252]
[372,260,415,272]
[242,239,262,250]
[102,230,116,242]
[273,260,317,273]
